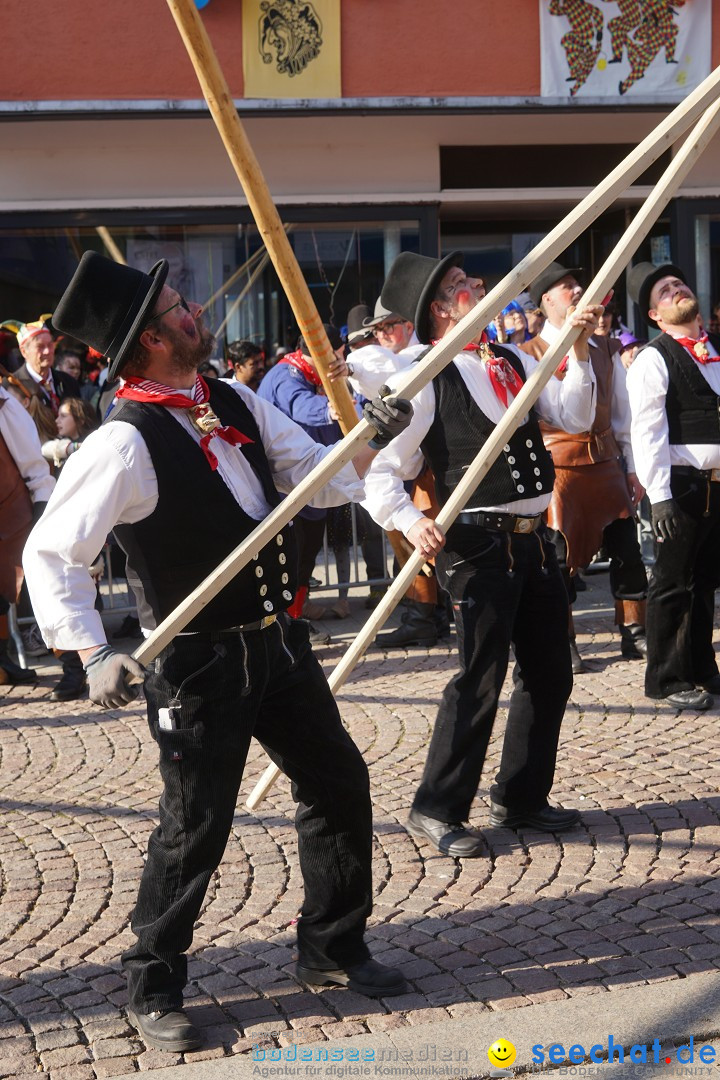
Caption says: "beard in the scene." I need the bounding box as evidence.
[164,320,215,374]
[660,294,699,326]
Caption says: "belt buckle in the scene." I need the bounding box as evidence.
[515,517,533,534]
[711,469,720,483]
[261,615,277,629]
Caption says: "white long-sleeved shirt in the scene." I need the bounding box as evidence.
[627,333,720,503]
[539,321,635,472]
[348,341,426,400]
[362,345,597,537]
[23,382,364,651]
[0,388,55,503]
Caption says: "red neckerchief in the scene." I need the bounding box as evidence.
[434,331,524,407]
[674,334,718,364]
[116,374,254,470]
[279,349,324,390]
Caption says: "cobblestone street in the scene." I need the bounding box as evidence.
[1,574,720,1078]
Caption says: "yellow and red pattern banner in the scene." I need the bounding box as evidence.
[540,0,711,100]
[242,0,341,99]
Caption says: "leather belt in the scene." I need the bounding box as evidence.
[178,614,278,637]
[455,511,544,533]
[672,465,720,483]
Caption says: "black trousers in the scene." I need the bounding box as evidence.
[412,524,573,823]
[122,615,372,1013]
[645,470,720,698]
[550,517,647,606]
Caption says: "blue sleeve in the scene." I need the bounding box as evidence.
[261,365,332,428]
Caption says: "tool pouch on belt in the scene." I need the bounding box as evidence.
[540,424,621,466]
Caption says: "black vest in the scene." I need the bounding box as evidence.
[109,379,297,632]
[421,346,555,507]
[650,332,720,445]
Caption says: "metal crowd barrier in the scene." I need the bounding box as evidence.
[10,507,397,667]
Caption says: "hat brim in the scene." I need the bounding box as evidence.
[347,328,376,344]
[107,259,169,381]
[529,266,582,308]
[361,314,387,329]
[639,263,687,328]
[415,250,464,344]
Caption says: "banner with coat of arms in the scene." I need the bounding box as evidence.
[242,0,341,99]
[540,0,711,100]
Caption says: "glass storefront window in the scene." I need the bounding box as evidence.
[0,218,421,362]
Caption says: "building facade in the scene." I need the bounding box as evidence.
[2,0,720,346]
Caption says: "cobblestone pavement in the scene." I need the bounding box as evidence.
[1,574,720,1078]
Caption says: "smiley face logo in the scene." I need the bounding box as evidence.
[488,1039,517,1068]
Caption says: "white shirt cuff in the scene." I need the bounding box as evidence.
[396,504,425,537]
[41,610,108,653]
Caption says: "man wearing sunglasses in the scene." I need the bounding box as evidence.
[24,253,415,1053]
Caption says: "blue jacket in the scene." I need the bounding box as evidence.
[257,361,340,447]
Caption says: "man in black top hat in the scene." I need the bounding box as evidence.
[23,252,415,1052]
[626,262,720,711]
[520,262,647,673]
[362,251,601,857]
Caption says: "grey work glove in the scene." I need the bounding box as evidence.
[363,385,414,449]
[84,645,147,709]
[651,498,680,542]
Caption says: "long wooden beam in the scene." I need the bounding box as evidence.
[166,0,359,434]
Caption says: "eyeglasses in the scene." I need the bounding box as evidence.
[147,295,191,324]
[374,320,405,335]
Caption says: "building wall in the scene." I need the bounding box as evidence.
[6,0,542,101]
[6,109,720,214]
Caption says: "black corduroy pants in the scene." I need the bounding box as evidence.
[122,615,372,1014]
[645,469,720,698]
[412,524,573,824]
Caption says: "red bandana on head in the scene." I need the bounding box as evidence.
[279,349,324,390]
[116,375,254,470]
[675,334,719,364]
[434,331,524,407]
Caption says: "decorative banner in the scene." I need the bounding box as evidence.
[242,0,341,99]
[540,0,711,100]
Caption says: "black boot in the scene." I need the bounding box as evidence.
[569,637,587,674]
[375,600,437,648]
[620,623,647,660]
[52,651,87,701]
[0,637,37,685]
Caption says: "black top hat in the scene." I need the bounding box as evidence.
[381,251,463,344]
[627,261,687,327]
[346,304,374,343]
[53,251,168,381]
[528,262,582,308]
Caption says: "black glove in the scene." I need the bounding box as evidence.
[31,501,47,526]
[651,499,680,542]
[84,645,147,709]
[363,386,414,449]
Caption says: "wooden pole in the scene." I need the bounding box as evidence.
[165,0,359,434]
[95,226,126,266]
[132,66,720,672]
[244,96,720,810]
